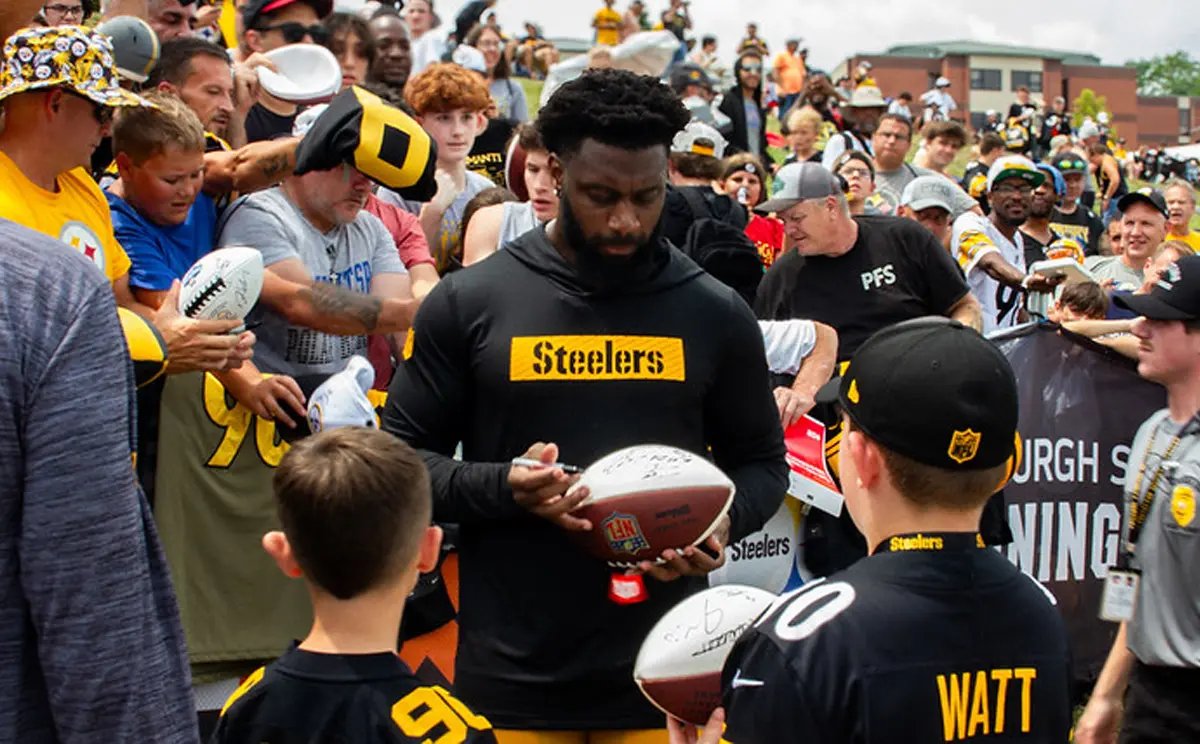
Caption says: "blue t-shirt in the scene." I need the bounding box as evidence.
[106,191,218,291]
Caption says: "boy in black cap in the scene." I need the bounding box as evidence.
[671,317,1073,744]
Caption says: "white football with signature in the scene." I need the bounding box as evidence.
[178,247,264,322]
[634,584,775,726]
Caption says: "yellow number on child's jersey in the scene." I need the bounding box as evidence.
[391,686,491,743]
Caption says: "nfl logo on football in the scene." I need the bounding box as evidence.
[602,512,650,555]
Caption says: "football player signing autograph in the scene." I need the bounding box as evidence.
[383,70,787,740]
[670,318,1073,744]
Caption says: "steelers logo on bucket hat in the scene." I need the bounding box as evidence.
[0,26,151,109]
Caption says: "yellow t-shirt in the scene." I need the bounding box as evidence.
[0,152,130,282]
[593,7,621,47]
[1167,229,1200,254]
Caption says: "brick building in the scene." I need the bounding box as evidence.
[831,40,1198,147]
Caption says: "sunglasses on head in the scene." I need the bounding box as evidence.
[256,21,329,44]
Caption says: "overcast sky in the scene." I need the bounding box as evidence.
[438,0,1195,70]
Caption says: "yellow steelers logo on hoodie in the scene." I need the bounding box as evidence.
[509,335,685,381]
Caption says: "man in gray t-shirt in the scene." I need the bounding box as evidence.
[870,112,977,219]
[218,169,413,380]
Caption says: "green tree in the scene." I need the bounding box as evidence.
[1072,89,1110,129]
[1126,51,1200,96]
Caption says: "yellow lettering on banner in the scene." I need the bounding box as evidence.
[937,672,970,741]
[1015,667,1036,733]
[391,685,491,743]
[203,372,254,468]
[509,335,685,381]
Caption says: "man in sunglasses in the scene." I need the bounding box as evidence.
[241,0,333,143]
[0,26,252,373]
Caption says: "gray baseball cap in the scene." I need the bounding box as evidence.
[757,162,843,214]
[900,175,956,214]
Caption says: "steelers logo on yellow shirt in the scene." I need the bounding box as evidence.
[59,220,107,270]
[1171,484,1195,528]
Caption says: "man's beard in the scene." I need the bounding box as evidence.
[560,190,663,291]
[1030,202,1053,219]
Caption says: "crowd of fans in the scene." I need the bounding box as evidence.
[2,0,1199,742]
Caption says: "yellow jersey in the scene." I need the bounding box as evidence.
[1167,229,1200,254]
[0,151,130,282]
[593,7,621,46]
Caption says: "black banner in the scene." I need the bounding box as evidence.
[991,324,1166,687]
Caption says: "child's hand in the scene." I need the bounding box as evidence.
[430,170,462,212]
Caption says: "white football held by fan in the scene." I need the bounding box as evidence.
[258,44,341,105]
[570,444,736,568]
[178,247,264,322]
[634,584,775,725]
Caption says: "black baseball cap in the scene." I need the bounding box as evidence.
[1050,153,1087,175]
[1113,255,1200,321]
[668,62,713,93]
[816,318,1019,471]
[243,0,333,29]
[1118,187,1169,220]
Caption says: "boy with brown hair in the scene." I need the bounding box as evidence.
[212,427,496,743]
[378,62,495,273]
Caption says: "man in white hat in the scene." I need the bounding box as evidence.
[821,85,887,169]
[920,76,956,123]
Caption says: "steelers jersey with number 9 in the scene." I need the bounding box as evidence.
[211,646,497,744]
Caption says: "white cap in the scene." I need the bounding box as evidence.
[292,103,328,137]
[985,109,997,117]
[986,154,1044,192]
[849,86,886,108]
[1078,121,1100,140]
[306,356,379,434]
[1097,111,1110,124]
[936,76,950,87]
[671,120,727,159]
[452,44,487,74]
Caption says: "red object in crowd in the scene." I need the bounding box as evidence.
[766,131,786,149]
[745,212,785,269]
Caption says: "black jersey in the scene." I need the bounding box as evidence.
[211,646,497,743]
[1049,206,1103,257]
[961,161,990,215]
[722,532,1073,743]
[468,117,517,189]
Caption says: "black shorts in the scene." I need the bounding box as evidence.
[1119,662,1200,743]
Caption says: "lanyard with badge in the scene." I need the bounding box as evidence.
[1101,415,1200,622]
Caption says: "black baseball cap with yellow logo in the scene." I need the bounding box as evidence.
[816,317,1019,471]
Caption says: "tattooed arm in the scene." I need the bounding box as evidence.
[203,137,301,197]
[260,259,418,335]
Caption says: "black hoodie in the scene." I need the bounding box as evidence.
[382,227,787,729]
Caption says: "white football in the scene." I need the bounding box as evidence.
[178,247,264,322]
[634,584,775,725]
[571,444,736,567]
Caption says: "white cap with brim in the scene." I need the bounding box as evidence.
[1078,121,1100,140]
[900,175,955,213]
[305,355,379,435]
[671,120,727,159]
[986,154,1045,192]
[849,85,886,108]
[757,162,843,214]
